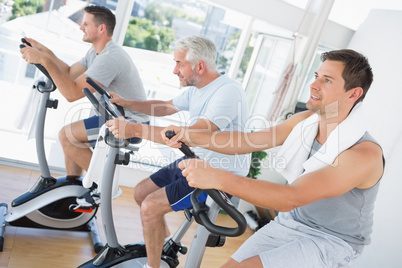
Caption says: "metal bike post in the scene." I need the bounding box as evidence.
[184,199,220,268]
[101,146,120,246]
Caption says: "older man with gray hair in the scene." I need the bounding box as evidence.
[106,35,251,268]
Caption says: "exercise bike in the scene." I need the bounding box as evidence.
[0,39,103,253]
[77,78,247,267]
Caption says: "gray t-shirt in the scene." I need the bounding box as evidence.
[79,40,149,123]
[294,131,383,253]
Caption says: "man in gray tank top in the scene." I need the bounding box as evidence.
[163,49,384,268]
[20,6,148,200]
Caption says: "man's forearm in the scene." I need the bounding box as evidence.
[124,100,177,117]
[215,170,295,212]
[128,123,166,144]
[188,131,271,155]
[47,54,71,77]
[41,57,82,102]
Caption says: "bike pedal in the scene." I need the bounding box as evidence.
[74,207,94,213]
[69,204,94,213]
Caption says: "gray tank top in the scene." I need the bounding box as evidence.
[293,131,383,253]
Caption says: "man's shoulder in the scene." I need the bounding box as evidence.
[344,138,384,188]
[350,135,383,158]
[285,110,314,128]
[102,41,127,57]
[216,74,241,87]
[210,75,244,95]
[97,41,133,69]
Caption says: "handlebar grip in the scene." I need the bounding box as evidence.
[165,130,175,139]
[165,130,197,159]
[21,38,32,47]
[20,38,55,87]
[86,77,111,98]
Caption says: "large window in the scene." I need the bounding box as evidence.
[0,0,256,172]
[241,34,293,129]
[0,0,317,172]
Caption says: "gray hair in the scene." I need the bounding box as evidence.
[174,35,218,72]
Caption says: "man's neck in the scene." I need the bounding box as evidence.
[92,37,112,54]
[316,110,350,144]
[195,71,221,89]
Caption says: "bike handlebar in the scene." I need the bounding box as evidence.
[20,38,56,91]
[164,131,247,237]
[85,77,124,117]
[165,130,197,159]
[85,77,112,98]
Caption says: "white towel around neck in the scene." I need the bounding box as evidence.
[275,103,367,184]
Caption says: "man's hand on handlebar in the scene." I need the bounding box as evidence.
[178,158,225,190]
[109,92,129,108]
[21,37,50,53]
[105,118,138,139]
[20,44,45,65]
[161,125,188,149]
[105,118,129,139]
[20,37,52,65]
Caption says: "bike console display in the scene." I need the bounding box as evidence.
[84,77,124,120]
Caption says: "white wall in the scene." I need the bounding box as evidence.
[347,9,402,268]
[212,0,354,48]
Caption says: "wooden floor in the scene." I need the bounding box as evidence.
[0,165,254,268]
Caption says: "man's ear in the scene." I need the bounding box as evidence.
[99,24,106,34]
[349,87,363,102]
[197,61,206,74]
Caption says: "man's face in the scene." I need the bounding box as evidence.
[173,49,201,88]
[306,60,351,118]
[80,13,100,43]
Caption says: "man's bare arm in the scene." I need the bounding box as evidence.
[21,42,94,102]
[180,140,384,212]
[39,57,95,102]
[106,118,220,145]
[109,93,179,117]
[163,110,313,155]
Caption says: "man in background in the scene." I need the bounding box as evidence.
[20,5,149,206]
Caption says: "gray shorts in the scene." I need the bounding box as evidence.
[232,211,360,268]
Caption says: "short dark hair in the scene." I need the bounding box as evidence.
[321,49,373,104]
[84,5,116,36]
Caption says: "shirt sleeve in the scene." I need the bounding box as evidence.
[79,47,94,69]
[85,54,120,87]
[202,84,243,130]
[173,88,191,111]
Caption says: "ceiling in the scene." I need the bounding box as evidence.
[328,0,402,30]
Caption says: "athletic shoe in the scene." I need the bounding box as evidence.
[76,187,101,207]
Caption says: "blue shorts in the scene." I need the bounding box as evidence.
[150,156,209,212]
[83,115,143,148]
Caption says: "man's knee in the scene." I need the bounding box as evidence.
[59,121,88,147]
[139,189,171,222]
[58,126,69,147]
[133,183,145,205]
[133,177,159,205]
[140,196,166,221]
